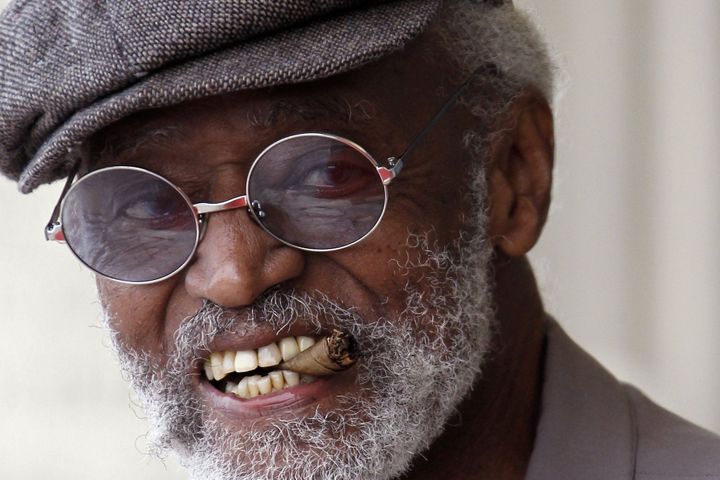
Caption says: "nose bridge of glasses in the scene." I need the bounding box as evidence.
[194,195,249,215]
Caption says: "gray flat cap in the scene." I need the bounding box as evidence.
[0,0,505,193]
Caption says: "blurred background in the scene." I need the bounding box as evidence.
[0,0,718,478]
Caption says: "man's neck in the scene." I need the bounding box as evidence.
[405,255,547,480]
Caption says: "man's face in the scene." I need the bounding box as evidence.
[92,41,497,480]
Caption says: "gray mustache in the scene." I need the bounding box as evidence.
[172,287,367,359]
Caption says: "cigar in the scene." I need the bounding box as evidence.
[279,329,357,376]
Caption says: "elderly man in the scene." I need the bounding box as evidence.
[1,0,718,479]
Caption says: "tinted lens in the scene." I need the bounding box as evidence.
[247,135,387,250]
[61,168,199,283]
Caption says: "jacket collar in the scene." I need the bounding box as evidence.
[525,320,637,479]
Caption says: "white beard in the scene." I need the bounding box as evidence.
[103,223,495,480]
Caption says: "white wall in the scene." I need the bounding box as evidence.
[519,0,720,434]
[0,1,718,478]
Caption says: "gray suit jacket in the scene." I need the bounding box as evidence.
[526,321,720,479]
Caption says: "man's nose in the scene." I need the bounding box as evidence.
[183,207,305,308]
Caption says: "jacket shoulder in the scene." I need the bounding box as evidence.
[626,386,720,479]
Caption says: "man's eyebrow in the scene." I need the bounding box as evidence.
[99,96,377,161]
[247,96,376,130]
[100,126,185,161]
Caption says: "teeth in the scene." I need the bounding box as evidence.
[222,351,235,375]
[257,342,282,367]
[237,377,249,399]
[204,335,324,398]
[234,350,258,373]
[297,336,316,352]
[257,376,272,395]
[279,337,300,361]
[210,352,224,381]
[269,371,285,391]
[203,361,214,381]
[282,370,299,387]
[247,375,261,397]
[223,370,317,401]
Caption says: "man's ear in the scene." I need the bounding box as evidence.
[487,89,554,257]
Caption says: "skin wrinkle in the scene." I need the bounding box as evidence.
[102,126,185,163]
[94,3,556,479]
[246,96,376,131]
[94,96,377,173]
[103,224,495,480]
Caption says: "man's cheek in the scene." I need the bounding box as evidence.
[97,277,179,353]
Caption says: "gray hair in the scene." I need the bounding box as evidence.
[437,1,556,161]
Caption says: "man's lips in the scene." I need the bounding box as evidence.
[198,373,336,419]
[195,355,358,421]
[189,323,359,419]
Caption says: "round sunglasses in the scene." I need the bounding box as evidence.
[45,65,495,284]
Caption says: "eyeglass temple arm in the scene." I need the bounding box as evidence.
[384,63,499,181]
[45,162,81,241]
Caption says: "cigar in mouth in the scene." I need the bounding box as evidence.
[279,329,358,376]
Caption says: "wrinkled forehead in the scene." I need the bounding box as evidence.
[1,0,449,192]
[85,33,460,170]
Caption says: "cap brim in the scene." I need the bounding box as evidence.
[19,0,440,193]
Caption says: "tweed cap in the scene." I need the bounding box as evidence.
[0,0,505,193]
